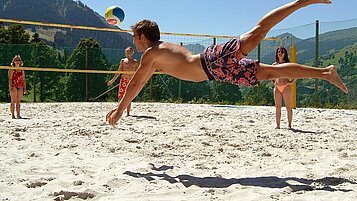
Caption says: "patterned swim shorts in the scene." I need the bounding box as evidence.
[118,77,130,100]
[200,37,260,86]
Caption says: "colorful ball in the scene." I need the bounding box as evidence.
[105,6,125,26]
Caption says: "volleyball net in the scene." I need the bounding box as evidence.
[0,18,356,108]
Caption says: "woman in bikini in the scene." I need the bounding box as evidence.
[8,55,27,119]
[273,47,294,129]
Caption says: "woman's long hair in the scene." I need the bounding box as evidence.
[275,46,290,63]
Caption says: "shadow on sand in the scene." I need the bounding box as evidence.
[12,117,31,120]
[130,115,157,120]
[288,128,319,134]
[124,166,356,192]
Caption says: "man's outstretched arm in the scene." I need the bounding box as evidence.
[107,59,124,86]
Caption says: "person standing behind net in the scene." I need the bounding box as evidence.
[107,46,139,116]
[8,55,27,119]
[272,47,295,129]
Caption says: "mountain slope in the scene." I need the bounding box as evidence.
[0,0,108,28]
[0,0,132,49]
[260,27,357,64]
[295,27,357,62]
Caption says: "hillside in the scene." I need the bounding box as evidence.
[260,28,357,64]
[0,0,133,49]
[295,27,357,62]
[304,44,357,66]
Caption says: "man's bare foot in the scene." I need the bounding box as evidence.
[297,0,332,4]
[325,65,348,93]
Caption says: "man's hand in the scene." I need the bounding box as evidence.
[107,80,114,86]
[106,108,123,127]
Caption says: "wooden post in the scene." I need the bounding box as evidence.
[212,38,217,100]
[85,47,89,101]
[290,35,297,109]
[149,77,153,100]
[179,42,183,99]
[33,71,36,102]
[314,20,320,106]
[257,42,261,62]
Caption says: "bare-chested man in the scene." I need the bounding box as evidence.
[107,46,138,116]
[107,0,348,127]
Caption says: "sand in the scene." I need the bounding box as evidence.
[0,102,356,201]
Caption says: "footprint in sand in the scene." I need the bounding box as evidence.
[52,190,95,200]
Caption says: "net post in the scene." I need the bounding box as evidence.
[149,76,153,100]
[85,47,89,102]
[258,42,261,62]
[179,42,183,99]
[212,37,217,100]
[314,20,320,107]
[290,35,297,109]
[33,71,37,102]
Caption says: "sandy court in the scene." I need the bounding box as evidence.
[0,102,356,201]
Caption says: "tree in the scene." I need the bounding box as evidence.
[243,83,274,106]
[30,41,63,102]
[180,80,211,102]
[213,82,243,104]
[63,38,108,101]
[6,24,30,44]
[30,33,41,43]
[0,27,8,43]
[0,24,30,101]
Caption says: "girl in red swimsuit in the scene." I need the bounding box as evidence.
[8,55,27,119]
[272,47,295,129]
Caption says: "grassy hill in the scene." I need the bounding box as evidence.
[304,43,357,67]
[295,27,357,63]
[260,28,357,64]
[0,0,133,49]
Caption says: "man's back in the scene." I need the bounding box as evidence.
[144,41,208,82]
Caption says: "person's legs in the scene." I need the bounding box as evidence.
[126,103,131,116]
[9,89,17,119]
[282,86,293,129]
[274,87,283,129]
[240,0,331,55]
[256,63,348,93]
[16,88,24,119]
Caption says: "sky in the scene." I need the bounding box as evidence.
[79,0,357,37]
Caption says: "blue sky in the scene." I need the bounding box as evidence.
[79,0,357,36]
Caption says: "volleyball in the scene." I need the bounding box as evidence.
[105,6,125,26]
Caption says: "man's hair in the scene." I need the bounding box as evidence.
[131,20,160,42]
